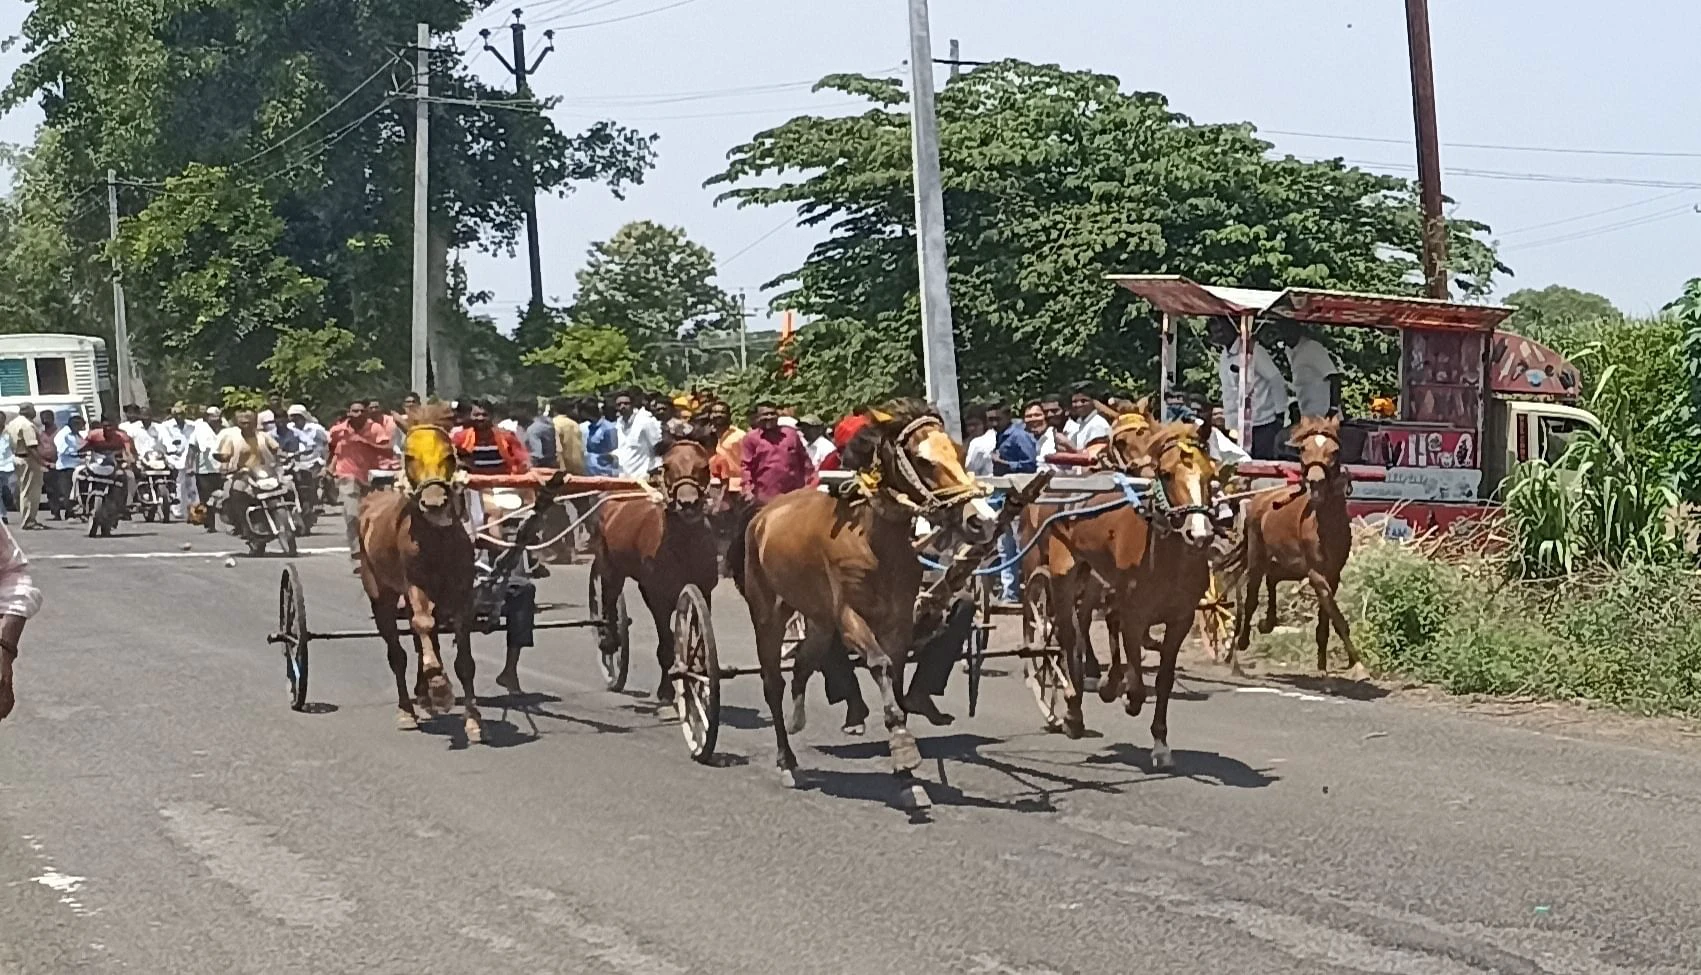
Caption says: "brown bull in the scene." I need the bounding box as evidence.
[592,431,719,702]
[357,403,485,743]
[727,399,996,809]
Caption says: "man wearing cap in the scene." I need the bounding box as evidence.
[287,404,328,467]
[157,402,195,519]
[187,406,226,532]
[4,405,43,530]
[798,415,835,469]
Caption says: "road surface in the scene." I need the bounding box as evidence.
[3,518,1699,974]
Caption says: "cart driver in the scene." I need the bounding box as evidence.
[1208,317,1290,459]
[1273,321,1342,422]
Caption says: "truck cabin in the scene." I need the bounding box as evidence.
[1105,276,1597,505]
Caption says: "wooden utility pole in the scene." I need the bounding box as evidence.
[105,169,136,410]
[948,38,960,79]
[482,11,555,312]
[906,0,962,437]
[1405,0,1448,300]
[410,23,431,396]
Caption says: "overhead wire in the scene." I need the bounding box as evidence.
[1499,205,1699,252]
[1497,189,1694,237]
[1265,128,1701,160]
[719,212,798,268]
[534,0,704,31]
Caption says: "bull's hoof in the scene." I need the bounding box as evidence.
[889,729,922,772]
[1257,618,1277,635]
[1097,671,1124,704]
[396,710,419,731]
[655,679,677,705]
[495,670,523,695]
[1150,741,1175,771]
[1345,663,1371,682]
[1062,712,1086,740]
[1125,693,1146,718]
[895,781,932,811]
[903,693,955,727]
[777,767,798,789]
[427,675,454,714]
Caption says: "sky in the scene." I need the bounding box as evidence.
[5,0,1701,330]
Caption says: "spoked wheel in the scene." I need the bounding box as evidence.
[781,611,806,660]
[672,584,721,762]
[278,564,309,711]
[1196,569,1234,663]
[1021,569,1075,732]
[587,568,630,691]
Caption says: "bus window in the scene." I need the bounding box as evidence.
[34,357,70,396]
[0,359,27,397]
[1539,415,1593,464]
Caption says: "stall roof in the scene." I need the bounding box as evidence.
[1108,275,1516,332]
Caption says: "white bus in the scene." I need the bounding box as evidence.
[0,333,111,425]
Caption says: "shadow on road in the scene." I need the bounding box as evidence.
[1267,673,1391,701]
[1083,741,1279,788]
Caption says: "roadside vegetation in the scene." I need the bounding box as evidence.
[1252,290,1701,717]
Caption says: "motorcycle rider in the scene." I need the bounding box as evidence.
[81,417,137,527]
[213,409,280,538]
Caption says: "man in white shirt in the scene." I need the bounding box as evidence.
[798,415,836,470]
[119,403,160,456]
[1063,387,1112,452]
[1278,322,1342,421]
[962,405,996,477]
[156,402,195,518]
[1210,317,1290,460]
[287,404,329,466]
[188,406,226,531]
[0,412,14,524]
[611,387,663,477]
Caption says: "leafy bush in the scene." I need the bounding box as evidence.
[1317,538,1701,715]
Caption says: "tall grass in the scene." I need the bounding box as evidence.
[1501,358,1683,578]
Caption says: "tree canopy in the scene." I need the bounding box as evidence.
[708,61,1506,415]
[0,0,656,406]
[1503,284,1621,331]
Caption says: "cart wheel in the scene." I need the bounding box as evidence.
[1196,570,1233,663]
[278,564,309,711]
[587,568,630,691]
[1021,569,1073,731]
[671,584,721,762]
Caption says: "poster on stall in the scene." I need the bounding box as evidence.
[1363,428,1476,470]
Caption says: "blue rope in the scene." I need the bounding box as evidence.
[918,478,1150,578]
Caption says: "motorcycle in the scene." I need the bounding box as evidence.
[73,454,125,538]
[132,449,176,523]
[220,463,303,557]
[281,450,321,534]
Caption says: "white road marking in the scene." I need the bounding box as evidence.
[35,546,348,561]
[32,867,91,915]
[1235,686,1343,705]
[516,887,686,975]
[159,803,354,928]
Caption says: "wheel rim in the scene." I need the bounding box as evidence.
[673,588,718,759]
[1022,574,1068,728]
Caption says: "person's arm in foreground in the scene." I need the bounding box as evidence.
[0,522,45,721]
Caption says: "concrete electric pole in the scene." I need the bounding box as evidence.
[104,169,136,409]
[410,22,431,397]
[482,10,555,312]
[905,0,962,437]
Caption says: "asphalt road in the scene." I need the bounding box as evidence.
[4,516,1701,974]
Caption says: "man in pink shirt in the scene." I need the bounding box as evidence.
[741,401,813,507]
[328,400,394,568]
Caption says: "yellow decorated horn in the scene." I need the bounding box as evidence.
[870,408,893,423]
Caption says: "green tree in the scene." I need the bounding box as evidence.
[1,0,656,399]
[562,220,739,385]
[709,62,1505,410]
[262,324,385,407]
[1503,284,1620,331]
[524,324,656,396]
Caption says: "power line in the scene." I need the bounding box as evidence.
[536,0,704,30]
[1311,155,1701,191]
[1497,189,1694,237]
[560,65,904,107]
[719,213,797,268]
[555,100,870,122]
[1499,205,1698,253]
[1267,127,1701,161]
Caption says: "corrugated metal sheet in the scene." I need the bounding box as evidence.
[1107,275,1514,332]
[1107,275,1281,316]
